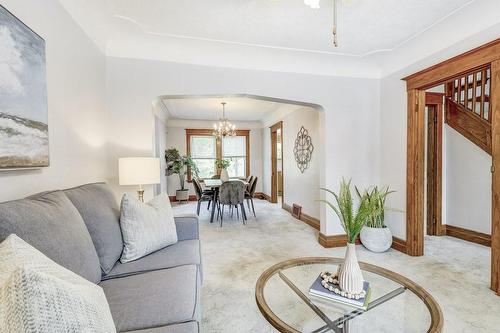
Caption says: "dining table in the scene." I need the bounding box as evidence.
[202,179,249,223]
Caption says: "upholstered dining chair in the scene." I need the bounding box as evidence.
[244,177,258,218]
[217,180,246,227]
[245,175,254,192]
[193,177,214,216]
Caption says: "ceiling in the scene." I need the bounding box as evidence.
[162,96,306,122]
[58,0,493,77]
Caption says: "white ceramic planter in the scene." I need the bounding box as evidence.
[338,243,364,294]
[360,226,393,253]
[220,169,229,182]
[176,189,189,201]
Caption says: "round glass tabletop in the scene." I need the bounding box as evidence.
[255,257,443,333]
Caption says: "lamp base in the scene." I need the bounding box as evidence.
[137,189,145,202]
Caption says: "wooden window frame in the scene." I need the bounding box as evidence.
[186,129,250,181]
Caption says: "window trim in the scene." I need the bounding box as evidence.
[186,128,250,181]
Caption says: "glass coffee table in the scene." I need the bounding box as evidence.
[255,257,443,333]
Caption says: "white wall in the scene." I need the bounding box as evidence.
[105,57,381,235]
[262,107,321,218]
[164,120,263,197]
[445,127,491,234]
[0,0,107,202]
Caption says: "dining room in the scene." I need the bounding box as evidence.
[159,95,322,227]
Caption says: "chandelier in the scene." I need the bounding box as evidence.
[213,102,236,138]
[304,0,338,47]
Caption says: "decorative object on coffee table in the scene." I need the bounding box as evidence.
[165,148,198,202]
[319,179,379,295]
[255,257,443,333]
[119,157,161,202]
[359,186,399,252]
[293,126,314,173]
[0,5,49,169]
[215,159,230,182]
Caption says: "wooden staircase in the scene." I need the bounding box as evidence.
[445,66,492,155]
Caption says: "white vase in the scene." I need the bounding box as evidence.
[220,169,229,182]
[337,243,364,294]
[360,226,393,253]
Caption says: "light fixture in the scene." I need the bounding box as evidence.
[304,0,320,9]
[119,157,161,202]
[213,102,236,138]
[303,0,338,47]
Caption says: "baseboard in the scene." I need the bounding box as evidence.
[445,225,491,247]
[254,192,271,201]
[169,195,197,202]
[282,203,320,230]
[318,233,361,248]
[392,236,407,254]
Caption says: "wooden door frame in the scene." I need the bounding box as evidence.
[426,93,444,236]
[270,121,283,204]
[402,39,500,295]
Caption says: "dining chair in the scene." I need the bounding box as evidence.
[217,180,246,227]
[245,175,254,192]
[244,177,258,217]
[193,177,215,216]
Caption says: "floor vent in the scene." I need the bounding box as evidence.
[292,204,302,220]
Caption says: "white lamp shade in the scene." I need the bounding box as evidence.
[119,157,161,186]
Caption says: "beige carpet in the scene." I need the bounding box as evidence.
[172,199,500,333]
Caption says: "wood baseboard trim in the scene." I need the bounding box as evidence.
[318,233,361,248]
[392,236,407,254]
[169,195,197,202]
[254,192,271,201]
[445,225,491,247]
[282,203,320,230]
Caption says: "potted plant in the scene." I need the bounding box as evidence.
[215,159,230,182]
[165,148,198,202]
[358,186,396,253]
[319,179,380,295]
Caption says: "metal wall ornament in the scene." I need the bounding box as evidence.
[293,126,314,173]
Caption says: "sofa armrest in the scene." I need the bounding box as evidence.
[174,214,199,241]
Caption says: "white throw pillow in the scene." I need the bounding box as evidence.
[120,193,178,263]
[0,234,116,333]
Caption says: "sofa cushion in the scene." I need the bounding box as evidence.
[120,193,178,263]
[64,183,123,274]
[100,265,201,332]
[0,191,101,283]
[103,239,201,280]
[123,322,198,333]
[0,235,116,333]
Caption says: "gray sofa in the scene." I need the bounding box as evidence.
[0,183,202,333]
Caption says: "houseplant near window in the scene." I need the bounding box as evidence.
[215,159,230,182]
[319,179,380,295]
[165,148,198,201]
[359,186,396,253]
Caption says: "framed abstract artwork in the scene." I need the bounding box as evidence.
[0,5,49,169]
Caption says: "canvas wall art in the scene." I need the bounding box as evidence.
[0,5,48,169]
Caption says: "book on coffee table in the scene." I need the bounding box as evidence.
[309,274,371,310]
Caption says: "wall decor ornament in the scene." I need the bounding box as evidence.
[0,5,49,169]
[293,126,314,173]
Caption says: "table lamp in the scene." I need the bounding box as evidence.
[119,157,161,202]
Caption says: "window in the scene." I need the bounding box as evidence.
[222,136,247,178]
[186,129,250,180]
[190,135,216,179]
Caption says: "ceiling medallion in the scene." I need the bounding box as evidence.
[213,102,236,138]
[294,126,314,173]
[304,0,338,47]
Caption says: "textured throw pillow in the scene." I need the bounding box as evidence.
[120,193,178,263]
[0,234,116,333]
